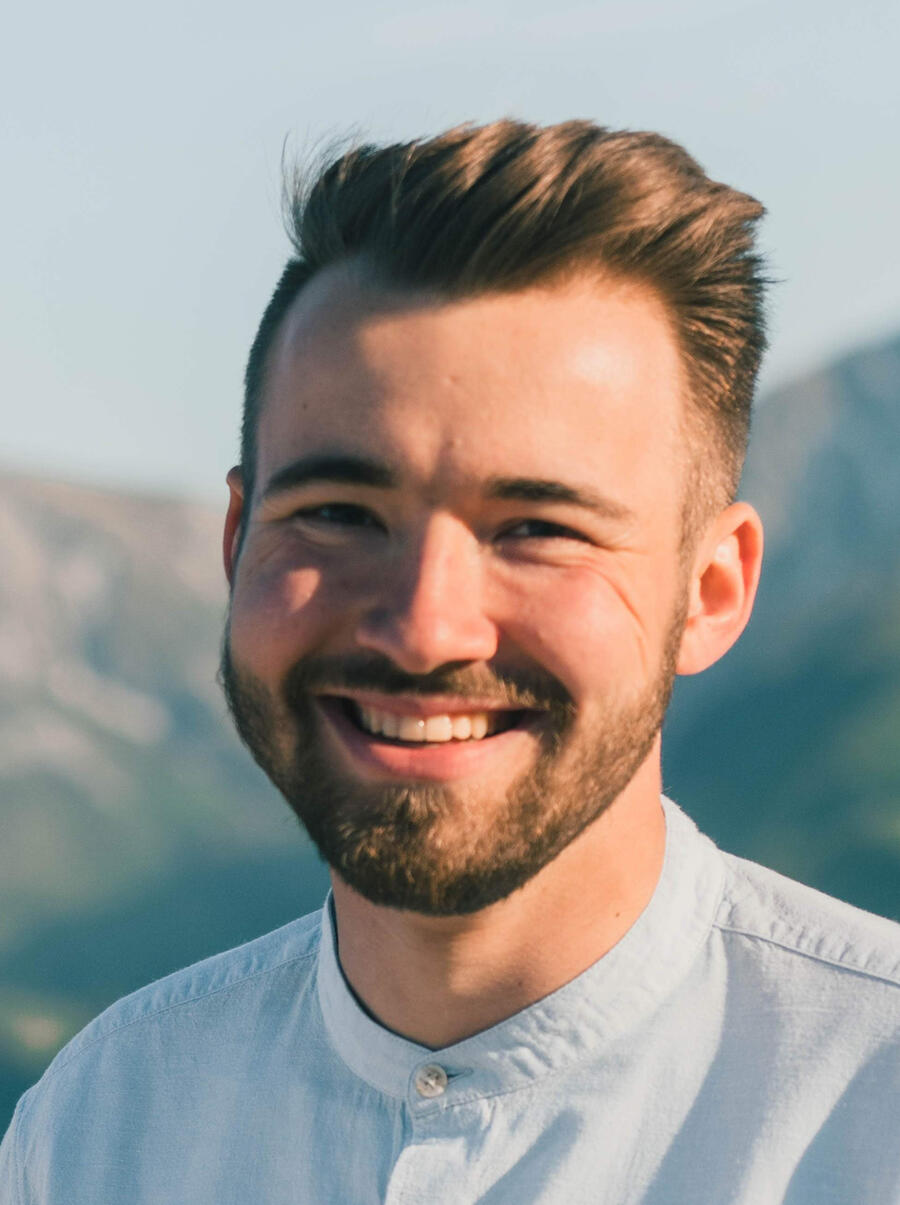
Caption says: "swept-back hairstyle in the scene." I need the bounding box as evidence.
[241,119,768,531]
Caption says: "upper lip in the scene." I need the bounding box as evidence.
[319,690,529,717]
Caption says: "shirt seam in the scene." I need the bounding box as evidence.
[713,921,900,988]
[20,947,320,1118]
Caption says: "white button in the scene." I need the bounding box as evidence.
[414,1063,449,1098]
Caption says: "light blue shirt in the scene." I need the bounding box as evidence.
[3,797,899,1203]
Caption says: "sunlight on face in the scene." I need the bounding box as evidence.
[223,265,693,914]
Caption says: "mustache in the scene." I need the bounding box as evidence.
[282,653,575,716]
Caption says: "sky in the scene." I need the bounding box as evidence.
[3,0,899,502]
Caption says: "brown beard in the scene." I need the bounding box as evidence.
[220,600,686,916]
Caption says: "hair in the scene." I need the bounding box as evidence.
[241,119,768,539]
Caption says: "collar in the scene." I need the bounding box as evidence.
[315,796,724,1108]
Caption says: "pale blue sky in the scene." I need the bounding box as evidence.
[3,0,898,501]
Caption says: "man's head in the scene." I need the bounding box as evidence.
[220,119,767,916]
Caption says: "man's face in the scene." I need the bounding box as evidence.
[222,265,695,915]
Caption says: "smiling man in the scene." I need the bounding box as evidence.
[4,120,899,1203]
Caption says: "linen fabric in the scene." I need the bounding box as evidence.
[2,797,899,1204]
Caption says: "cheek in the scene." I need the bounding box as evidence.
[495,566,665,702]
[228,556,330,680]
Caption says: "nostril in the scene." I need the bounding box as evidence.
[355,602,499,675]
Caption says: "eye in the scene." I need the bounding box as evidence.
[499,519,589,542]
[293,503,384,530]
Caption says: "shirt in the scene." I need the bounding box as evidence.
[2,797,899,1204]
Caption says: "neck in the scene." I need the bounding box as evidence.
[330,755,666,1048]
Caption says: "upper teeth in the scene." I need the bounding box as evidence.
[357,705,499,742]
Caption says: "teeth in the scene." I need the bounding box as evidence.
[451,715,472,740]
[354,704,508,742]
[470,713,488,740]
[424,715,453,742]
[397,715,426,742]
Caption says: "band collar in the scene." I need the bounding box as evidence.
[316,797,725,1104]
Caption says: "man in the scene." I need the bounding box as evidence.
[2,119,898,1203]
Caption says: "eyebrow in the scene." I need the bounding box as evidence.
[261,456,634,523]
[261,454,398,501]
[486,476,636,523]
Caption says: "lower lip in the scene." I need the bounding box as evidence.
[316,699,539,782]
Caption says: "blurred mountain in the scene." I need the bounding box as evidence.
[1,329,899,1128]
[664,332,900,906]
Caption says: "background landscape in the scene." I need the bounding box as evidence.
[4,0,900,1143]
[2,327,899,1129]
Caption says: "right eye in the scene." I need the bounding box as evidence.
[293,503,384,530]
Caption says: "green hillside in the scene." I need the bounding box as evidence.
[665,583,900,914]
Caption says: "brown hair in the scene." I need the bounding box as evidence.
[241,119,768,532]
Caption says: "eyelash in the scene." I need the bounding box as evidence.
[294,506,588,546]
[295,504,384,529]
[499,519,588,542]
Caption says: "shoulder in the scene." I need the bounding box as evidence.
[1,910,326,1200]
[705,853,900,1139]
[714,850,900,991]
[21,908,323,1103]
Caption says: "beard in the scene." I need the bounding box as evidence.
[220,600,687,917]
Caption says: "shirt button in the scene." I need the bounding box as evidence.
[414,1063,449,1098]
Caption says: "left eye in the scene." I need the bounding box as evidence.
[499,519,588,541]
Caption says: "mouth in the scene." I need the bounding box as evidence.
[331,697,525,744]
[315,693,542,781]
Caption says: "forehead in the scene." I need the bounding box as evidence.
[258,263,687,507]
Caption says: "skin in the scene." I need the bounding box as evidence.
[222,262,764,1048]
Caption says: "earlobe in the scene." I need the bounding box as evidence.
[676,502,764,676]
[223,467,245,586]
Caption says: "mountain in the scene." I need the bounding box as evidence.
[664,333,900,901]
[1,329,899,1128]
[0,472,331,940]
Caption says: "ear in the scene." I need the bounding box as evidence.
[676,501,764,676]
[223,466,245,587]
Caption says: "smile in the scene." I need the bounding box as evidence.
[315,693,540,781]
[347,701,522,744]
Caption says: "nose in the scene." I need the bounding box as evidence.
[354,516,499,674]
